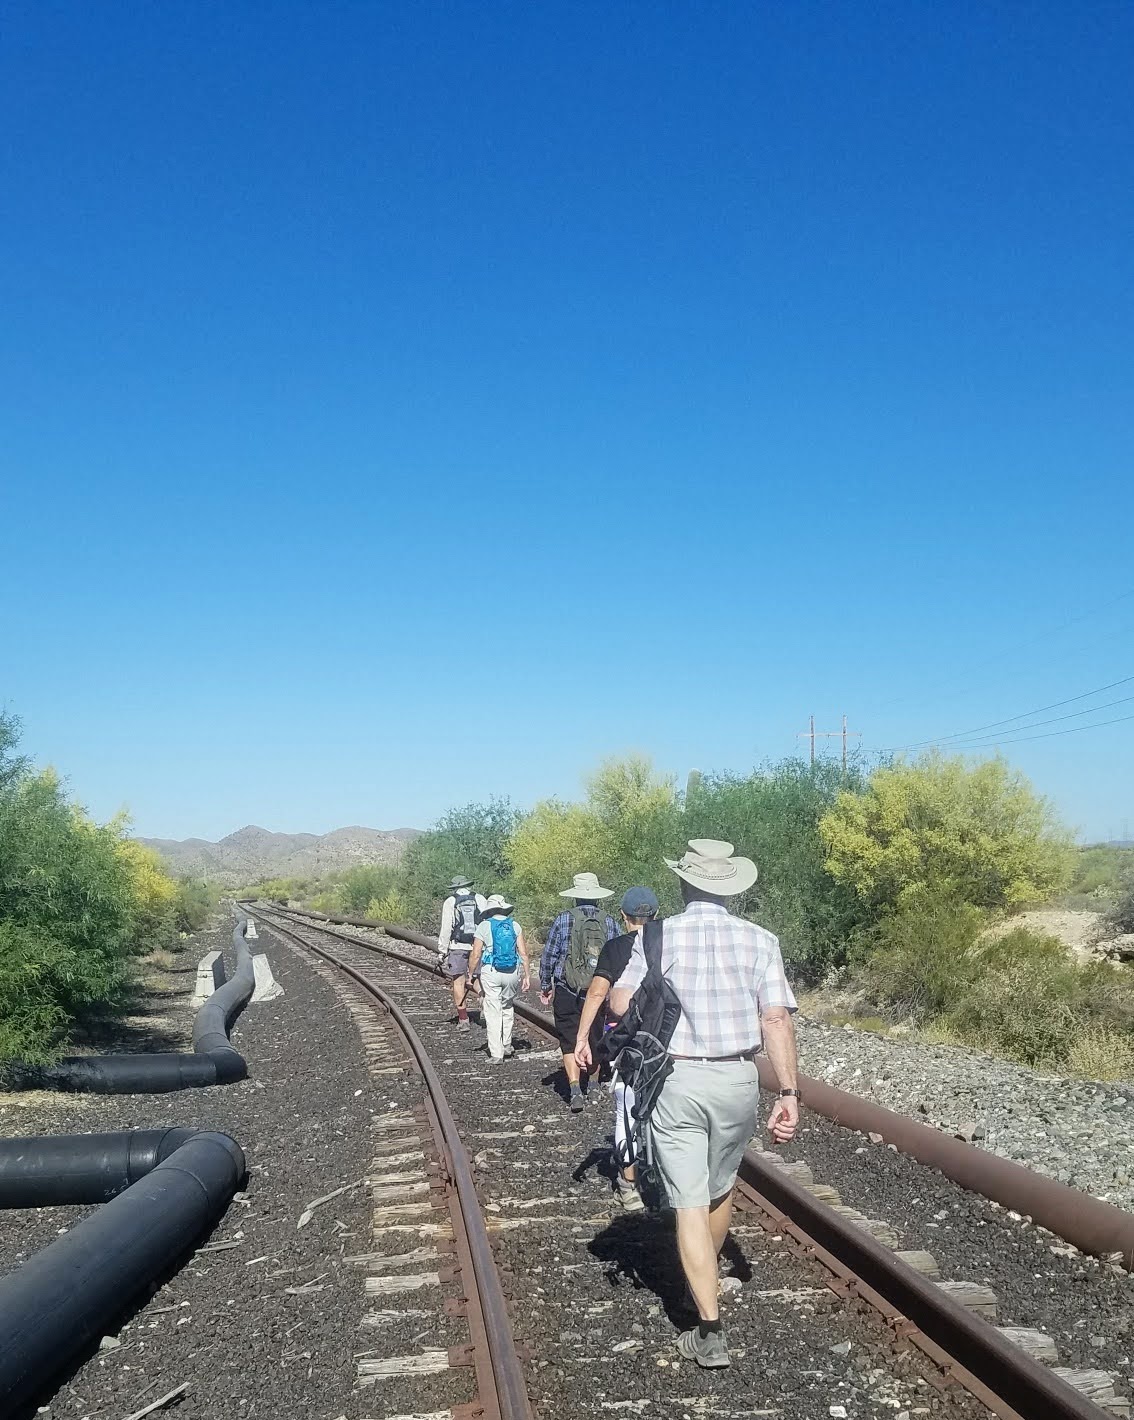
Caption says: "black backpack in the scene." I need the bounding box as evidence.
[452,892,478,945]
[603,919,683,1191]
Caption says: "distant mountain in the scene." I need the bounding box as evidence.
[140,823,421,886]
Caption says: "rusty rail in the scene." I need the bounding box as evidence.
[256,902,1126,1420]
[257,909,532,1420]
[262,903,1134,1271]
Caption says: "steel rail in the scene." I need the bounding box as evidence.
[256,902,1125,1420]
[263,904,1134,1271]
[257,909,532,1420]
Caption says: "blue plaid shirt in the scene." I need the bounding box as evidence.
[539,905,619,992]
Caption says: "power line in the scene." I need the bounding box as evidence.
[920,692,1134,749]
[883,672,1134,753]
[944,710,1134,750]
[869,585,1134,716]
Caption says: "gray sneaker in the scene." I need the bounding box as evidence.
[503,1044,515,1059]
[615,1177,644,1212]
[456,1019,470,1033]
[569,1086,585,1113]
[676,1325,729,1369]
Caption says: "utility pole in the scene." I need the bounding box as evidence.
[798,715,861,773]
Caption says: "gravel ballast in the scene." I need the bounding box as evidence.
[795,1017,1134,1209]
[0,914,377,1420]
[259,913,990,1420]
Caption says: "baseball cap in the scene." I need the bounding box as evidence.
[620,886,659,918]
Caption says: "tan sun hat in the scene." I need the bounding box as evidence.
[483,893,514,914]
[664,839,758,896]
[559,871,614,900]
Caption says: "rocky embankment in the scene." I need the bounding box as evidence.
[797,1018,1134,1210]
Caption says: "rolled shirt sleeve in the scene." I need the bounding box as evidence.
[756,935,798,1015]
[438,896,454,953]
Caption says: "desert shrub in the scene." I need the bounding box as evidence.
[0,922,75,1063]
[1067,1027,1134,1082]
[685,759,864,979]
[400,799,523,929]
[367,889,409,922]
[115,838,178,949]
[821,752,1074,918]
[855,895,1134,1073]
[1069,845,1134,901]
[853,888,988,1021]
[1104,873,1134,937]
[337,864,401,913]
[173,877,220,933]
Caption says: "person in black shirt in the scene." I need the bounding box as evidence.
[573,886,660,1210]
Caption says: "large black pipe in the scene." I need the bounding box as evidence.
[2,920,257,1094]
[0,1127,200,1208]
[0,1130,245,1415]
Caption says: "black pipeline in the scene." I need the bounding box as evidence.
[4,920,256,1093]
[0,1128,245,1415]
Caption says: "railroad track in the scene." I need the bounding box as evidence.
[251,902,1131,1420]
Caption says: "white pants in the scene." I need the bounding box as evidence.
[613,1074,637,1168]
[481,965,522,1060]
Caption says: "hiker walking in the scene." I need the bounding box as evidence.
[437,876,487,1033]
[612,840,800,1370]
[573,885,660,1211]
[468,894,530,1062]
[538,871,619,1112]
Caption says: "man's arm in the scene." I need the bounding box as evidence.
[516,928,531,988]
[761,1005,800,1143]
[438,897,453,957]
[573,975,611,1069]
[468,930,484,977]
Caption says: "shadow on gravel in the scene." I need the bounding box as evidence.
[587,1212,692,1328]
[572,1144,618,1186]
[587,1210,755,1332]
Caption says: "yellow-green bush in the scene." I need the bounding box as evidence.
[821,752,1074,917]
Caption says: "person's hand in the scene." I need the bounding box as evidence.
[767,1094,800,1144]
[539,990,552,1006]
[521,972,531,993]
[574,1037,592,1072]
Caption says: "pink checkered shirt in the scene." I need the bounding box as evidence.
[613,900,797,1058]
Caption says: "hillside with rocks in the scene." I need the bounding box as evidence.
[140,823,420,886]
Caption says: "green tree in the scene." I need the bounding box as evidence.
[684,758,864,977]
[400,799,523,928]
[819,752,1074,917]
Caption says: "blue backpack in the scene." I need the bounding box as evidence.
[487,917,519,971]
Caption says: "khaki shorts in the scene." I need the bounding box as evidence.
[649,1058,761,1208]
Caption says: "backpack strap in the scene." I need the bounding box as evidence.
[643,916,663,969]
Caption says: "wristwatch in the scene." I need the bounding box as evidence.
[777,1088,802,1099]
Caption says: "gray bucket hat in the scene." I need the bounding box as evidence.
[664,839,757,896]
[559,871,614,900]
[448,875,474,890]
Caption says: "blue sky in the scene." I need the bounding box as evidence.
[2,2,1132,844]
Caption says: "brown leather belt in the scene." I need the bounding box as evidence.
[671,1049,758,1063]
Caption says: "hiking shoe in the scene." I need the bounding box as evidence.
[503,1045,515,1059]
[676,1326,729,1369]
[615,1178,644,1212]
[569,1086,585,1113]
[456,1019,470,1034]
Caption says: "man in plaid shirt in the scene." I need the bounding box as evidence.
[613,839,801,1370]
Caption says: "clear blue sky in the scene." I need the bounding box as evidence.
[3,2,1132,844]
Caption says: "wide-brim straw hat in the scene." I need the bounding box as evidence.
[664,839,758,896]
[559,871,615,900]
[483,893,514,914]
[448,876,474,890]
